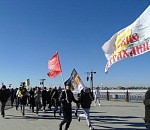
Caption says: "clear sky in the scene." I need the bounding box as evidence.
[0,0,150,89]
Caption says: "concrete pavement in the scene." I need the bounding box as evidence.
[0,100,146,130]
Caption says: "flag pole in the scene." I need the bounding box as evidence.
[61,72,69,103]
[57,51,68,103]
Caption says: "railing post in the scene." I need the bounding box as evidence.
[107,88,109,101]
[126,89,129,102]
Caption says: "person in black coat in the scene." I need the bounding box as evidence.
[29,88,35,112]
[20,87,28,116]
[42,87,48,112]
[59,85,78,130]
[78,87,94,130]
[47,87,52,110]
[0,85,10,117]
[10,88,15,107]
[51,87,59,117]
[144,88,150,129]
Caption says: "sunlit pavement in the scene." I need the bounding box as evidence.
[0,100,145,130]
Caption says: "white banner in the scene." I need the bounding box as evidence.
[102,5,150,73]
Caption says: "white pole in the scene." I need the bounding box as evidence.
[61,72,69,103]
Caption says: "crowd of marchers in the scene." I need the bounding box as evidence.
[0,85,103,130]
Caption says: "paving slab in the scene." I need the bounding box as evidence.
[0,100,146,130]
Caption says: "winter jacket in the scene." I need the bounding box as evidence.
[20,91,28,105]
[34,90,41,103]
[78,91,94,108]
[0,89,10,102]
[144,89,150,122]
[59,90,78,110]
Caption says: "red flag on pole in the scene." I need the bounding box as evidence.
[47,52,62,78]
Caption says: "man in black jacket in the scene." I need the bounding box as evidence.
[59,85,78,130]
[0,85,10,117]
[144,88,150,129]
[78,87,94,130]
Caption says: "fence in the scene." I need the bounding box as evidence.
[73,89,147,102]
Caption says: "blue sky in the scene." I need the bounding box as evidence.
[0,0,150,88]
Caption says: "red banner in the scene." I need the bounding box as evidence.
[47,52,62,78]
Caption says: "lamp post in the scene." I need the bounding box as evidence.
[85,71,96,93]
[9,84,12,88]
[40,79,46,89]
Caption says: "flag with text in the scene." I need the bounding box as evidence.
[102,5,150,73]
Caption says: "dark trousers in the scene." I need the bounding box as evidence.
[30,98,35,112]
[20,104,25,116]
[59,109,72,130]
[11,97,14,107]
[35,102,41,114]
[16,97,20,110]
[1,102,6,116]
[42,99,46,110]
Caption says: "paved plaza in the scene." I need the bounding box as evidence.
[0,100,146,130]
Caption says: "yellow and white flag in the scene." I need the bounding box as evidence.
[102,5,150,73]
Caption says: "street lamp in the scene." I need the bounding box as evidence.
[9,84,12,88]
[85,71,96,93]
[40,79,46,89]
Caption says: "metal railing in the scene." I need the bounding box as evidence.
[73,89,147,102]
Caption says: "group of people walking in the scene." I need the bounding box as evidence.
[0,84,102,130]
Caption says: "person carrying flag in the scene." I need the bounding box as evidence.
[59,84,78,130]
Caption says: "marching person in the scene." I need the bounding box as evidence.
[0,85,10,118]
[20,87,28,116]
[34,87,42,115]
[59,85,78,130]
[16,87,22,110]
[51,87,59,117]
[42,87,48,112]
[10,88,15,107]
[94,86,101,106]
[47,87,52,111]
[144,88,150,129]
[78,87,94,130]
[29,88,35,112]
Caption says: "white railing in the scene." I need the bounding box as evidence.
[73,89,147,102]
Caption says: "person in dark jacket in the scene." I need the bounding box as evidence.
[144,88,150,129]
[42,87,48,112]
[59,85,78,130]
[29,88,35,112]
[0,85,10,117]
[47,87,52,110]
[78,87,94,130]
[20,87,28,116]
[51,87,59,117]
[34,87,42,115]
[10,88,15,107]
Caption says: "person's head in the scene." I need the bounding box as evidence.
[22,87,27,92]
[96,86,100,89]
[65,85,72,90]
[83,87,90,93]
[1,85,6,90]
[36,87,40,91]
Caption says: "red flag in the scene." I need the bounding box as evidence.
[47,52,62,78]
